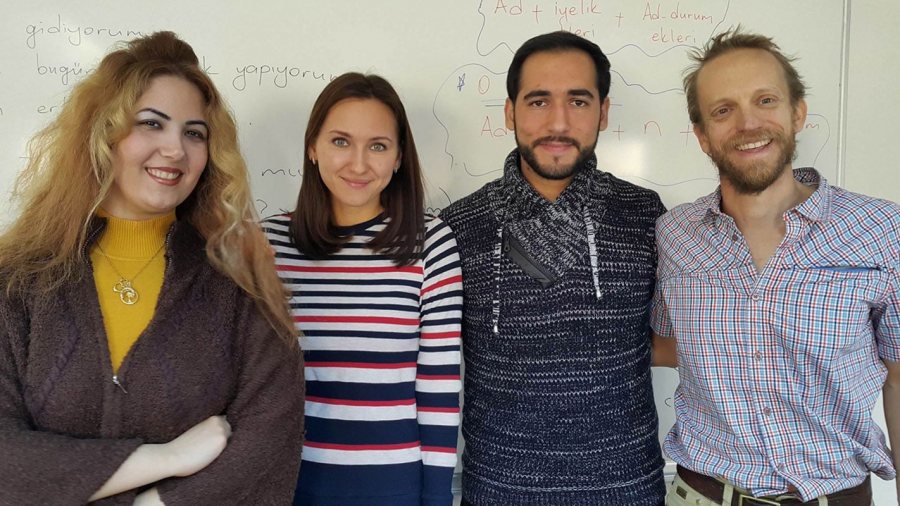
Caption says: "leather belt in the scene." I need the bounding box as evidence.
[675,465,872,505]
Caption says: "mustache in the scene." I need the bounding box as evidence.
[533,136,581,149]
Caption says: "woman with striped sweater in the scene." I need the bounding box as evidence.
[264,73,463,506]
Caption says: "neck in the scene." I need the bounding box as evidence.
[97,210,175,258]
[720,166,814,229]
[332,204,383,227]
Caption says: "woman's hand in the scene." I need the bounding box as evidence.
[164,415,232,477]
[89,416,230,501]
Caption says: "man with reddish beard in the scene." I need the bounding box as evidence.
[652,28,900,505]
[442,31,667,505]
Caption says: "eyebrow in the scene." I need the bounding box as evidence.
[138,107,208,129]
[328,129,395,142]
[706,86,785,104]
[139,108,171,120]
[521,88,596,100]
[568,89,595,98]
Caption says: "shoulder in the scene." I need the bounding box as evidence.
[261,213,292,239]
[423,214,459,254]
[654,197,714,255]
[168,220,209,267]
[441,179,502,227]
[658,199,704,230]
[827,187,900,260]
[602,171,664,206]
[829,187,900,228]
[424,214,453,236]
[596,171,667,226]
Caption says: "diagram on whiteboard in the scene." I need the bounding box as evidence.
[432,0,835,208]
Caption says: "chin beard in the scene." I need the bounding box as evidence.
[517,135,596,181]
[709,130,797,195]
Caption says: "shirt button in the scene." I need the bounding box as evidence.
[763,407,772,416]
[754,351,763,362]
[731,233,738,241]
[751,293,760,301]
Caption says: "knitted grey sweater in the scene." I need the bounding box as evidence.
[441,150,666,505]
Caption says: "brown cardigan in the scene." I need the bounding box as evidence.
[0,220,304,505]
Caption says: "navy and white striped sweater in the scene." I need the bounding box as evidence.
[441,151,667,506]
[264,214,463,506]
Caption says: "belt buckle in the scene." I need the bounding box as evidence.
[737,493,782,506]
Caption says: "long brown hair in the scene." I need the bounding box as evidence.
[289,73,425,266]
[0,31,295,341]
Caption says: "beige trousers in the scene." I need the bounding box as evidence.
[665,474,842,506]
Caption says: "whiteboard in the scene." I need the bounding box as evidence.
[3,0,884,497]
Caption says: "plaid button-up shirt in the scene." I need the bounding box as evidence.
[652,168,900,501]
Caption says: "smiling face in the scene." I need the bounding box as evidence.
[103,75,209,220]
[309,98,400,226]
[505,50,610,189]
[693,48,807,194]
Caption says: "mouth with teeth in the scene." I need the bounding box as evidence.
[734,138,773,151]
[146,167,184,186]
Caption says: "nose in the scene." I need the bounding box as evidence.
[348,146,369,174]
[734,105,763,131]
[159,132,186,160]
[548,103,571,134]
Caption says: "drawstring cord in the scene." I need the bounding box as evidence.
[490,225,503,335]
[583,206,602,301]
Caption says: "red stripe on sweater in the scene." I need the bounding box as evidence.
[306,396,416,407]
[422,275,462,295]
[421,446,457,454]
[305,441,420,451]
[418,406,460,413]
[416,374,461,381]
[420,331,461,340]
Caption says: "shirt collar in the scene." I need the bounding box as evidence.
[685,167,833,223]
[791,167,832,222]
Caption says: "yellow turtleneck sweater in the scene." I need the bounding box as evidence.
[90,211,174,371]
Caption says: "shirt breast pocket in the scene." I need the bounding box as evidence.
[776,266,887,357]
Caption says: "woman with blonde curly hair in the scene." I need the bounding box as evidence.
[0,31,304,505]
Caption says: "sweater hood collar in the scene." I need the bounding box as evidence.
[489,149,599,223]
[485,149,607,336]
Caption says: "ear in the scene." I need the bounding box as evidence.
[394,152,402,173]
[792,98,808,133]
[504,98,515,131]
[693,123,711,155]
[307,146,317,164]
[598,97,610,132]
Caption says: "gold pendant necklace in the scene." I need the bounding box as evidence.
[95,243,165,305]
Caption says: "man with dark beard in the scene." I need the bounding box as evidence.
[652,28,900,505]
[441,31,667,505]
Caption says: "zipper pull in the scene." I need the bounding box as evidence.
[112,375,128,394]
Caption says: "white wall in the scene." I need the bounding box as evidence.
[0,0,897,503]
[846,1,900,504]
